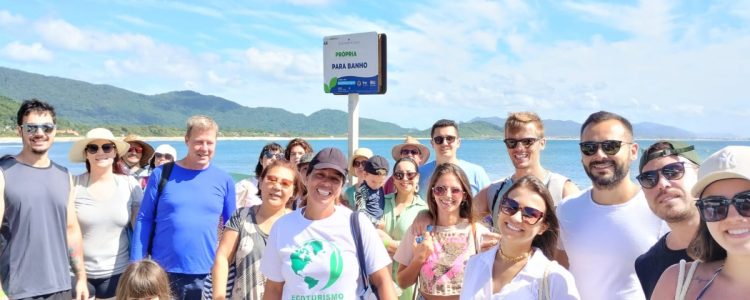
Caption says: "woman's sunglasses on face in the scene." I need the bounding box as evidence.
[696,190,750,222]
[21,123,56,135]
[432,185,464,197]
[263,151,284,160]
[636,162,686,189]
[86,143,116,155]
[393,171,418,181]
[503,138,539,149]
[579,140,628,156]
[499,197,545,225]
[352,159,367,168]
[154,153,174,161]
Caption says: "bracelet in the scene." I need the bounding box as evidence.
[383,238,390,248]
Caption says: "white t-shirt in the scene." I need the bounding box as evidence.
[460,246,580,300]
[260,207,391,299]
[235,178,262,208]
[556,188,667,300]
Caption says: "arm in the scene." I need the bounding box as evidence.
[369,266,397,300]
[473,185,491,223]
[129,176,144,228]
[561,180,580,199]
[376,229,399,257]
[212,229,240,300]
[408,209,433,236]
[396,233,433,288]
[67,175,89,300]
[262,280,284,300]
[131,169,160,261]
[222,177,237,223]
[650,263,680,300]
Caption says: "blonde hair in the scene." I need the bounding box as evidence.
[115,259,172,300]
[185,115,219,138]
[505,112,544,137]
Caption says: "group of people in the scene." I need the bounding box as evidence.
[1,98,749,300]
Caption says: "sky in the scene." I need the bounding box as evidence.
[1,0,749,137]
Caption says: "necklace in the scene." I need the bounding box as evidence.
[498,247,530,262]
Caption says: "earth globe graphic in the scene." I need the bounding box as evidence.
[290,239,344,291]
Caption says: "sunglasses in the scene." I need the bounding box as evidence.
[128,146,143,154]
[393,171,418,181]
[432,135,457,145]
[352,159,367,168]
[21,123,56,135]
[499,197,545,225]
[503,138,539,149]
[400,148,420,156]
[154,153,174,161]
[696,190,750,222]
[85,143,116,155]
[579,140,627,156]
[636,162,686,189]
[263,151,284,160]
[432,185,464,197]
[264,174,294,189]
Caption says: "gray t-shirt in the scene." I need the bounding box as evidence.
[74,173,143,278]
[226,206,268,300]
[0,156,71,299]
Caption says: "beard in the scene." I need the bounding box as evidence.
[584,158,629,189]
[30,148,48,155]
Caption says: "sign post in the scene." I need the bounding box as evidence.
[324,32,386,182]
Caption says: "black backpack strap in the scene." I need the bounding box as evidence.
[148,162,174,255]
[490,179,508,216]
[350,212,379,299]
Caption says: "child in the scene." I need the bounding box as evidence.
[353,155,390,224]
[115,259,172,300]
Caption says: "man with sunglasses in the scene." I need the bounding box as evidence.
[632,141,701,299]
[121,135,154,189]
[556,111,666,300]
[417,119,490,198]
[0,99,88,300]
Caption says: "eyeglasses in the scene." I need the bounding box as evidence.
[696,190,750,222]
[432,135,457,145]
[400,148,420,156]
[85,143,116,154]
[154,153,174,161]
[503,138,539,149]
[636,162,686,189]
[352,159,367,168]
[21,123,56,135]
[432,185,464,197]
[579,140,628,156]
[264,175,294,189]
[499,198,545,225]
[393,171,418,180]
[128,146,143,154]
[263,151,284,160]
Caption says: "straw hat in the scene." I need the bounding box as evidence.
[348,148,373,175]
[68,128,130,163]
[123,134,155,167]
[391,136,430,163]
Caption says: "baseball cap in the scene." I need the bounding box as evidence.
[309,147,348,178]
[691,146,750,197]
[639,140,701,173]
[364,155,389,175]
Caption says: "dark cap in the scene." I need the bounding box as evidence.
[309,147,348,177]
[364,155,389,175]
[639,140,701,172]
[298,153,314,165]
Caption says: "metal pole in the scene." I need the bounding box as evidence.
[348,93,360,184]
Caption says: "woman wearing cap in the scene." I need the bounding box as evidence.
[121,135,154,188]
[210,160,303,300]
[384,136,430,195]
[342,147,374,207]
[460,176,579,299]
[68,128,144,299]
[652,146,750,300]
[236,143,284,208]
[261,148,397,299]
[284,138,314,165]
[379,157,428,300]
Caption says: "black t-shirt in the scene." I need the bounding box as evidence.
[634,233,692,299]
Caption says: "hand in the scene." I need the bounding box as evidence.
[74,277,89,300]
[412,231,434,264]
[377,229,391,244]
[479,231,501,252]
[409,210,434,236]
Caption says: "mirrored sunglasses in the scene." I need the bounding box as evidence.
[263,151,284,160]
[432,135,456,145]
[579,140,627,156]
[21,123,56,135]
[636,162,686,189]
[503,138,539,149]
[128,146,143,154]
[432,185,464,197]
[393,171,418,180]
[696,190,750,222]
[154,153,174,161]
[499,197,545,225]
[85,143,116,155]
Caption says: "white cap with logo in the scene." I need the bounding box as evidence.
[692,146,750,197]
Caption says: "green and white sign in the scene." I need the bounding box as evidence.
[323,32,386,94]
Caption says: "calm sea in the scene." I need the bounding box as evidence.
[2,139,749,189]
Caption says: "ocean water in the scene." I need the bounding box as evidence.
[2,138,749,189]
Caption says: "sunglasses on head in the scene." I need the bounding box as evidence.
[432,185,464,197]
[263,151,284,160]
[21,123,56,135]
[127,146,143,154]
[352,159,367,168]
[432,135,457,145]
[636,162,686,189]
[579,140,627,156]
[696,190,750,222]
[393,171,418,180]
[85,143,116,155]
[499,197,545,225]
[264,174,294,189]
[400,148,420,156]
[154,153,174,161]
[503,138,539,149]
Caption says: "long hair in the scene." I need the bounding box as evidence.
[85,152,126,175]
[284,138,313,160]
[501,175,560,259]
[115,259,172,300]
[254,142,283,178]
[259,159,305,209]
[688,218,726,262]
[425,163,473,224]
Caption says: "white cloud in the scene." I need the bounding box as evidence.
[1,41,53,61]
[34,18,156,52]
[0,10,25,26]
[563,0,675,40]
[115,14,164,29]
[243,47,320,80]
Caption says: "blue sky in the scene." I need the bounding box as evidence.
[1,0,749,137]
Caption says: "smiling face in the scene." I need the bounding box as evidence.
[86,139,117,170]
[701,178,750,256]
[259,165,297,209]
[393,160,419,195]
[641,156,699,223]
[581,119,638,189]
[431,173,465,217]
[306,168,344,210]
[431,126,460,161]
[184,128,216,169]
[352,156,368,179]
[497,186,549,246]
[19,111,56,155]
[125,141,143,165]
[400,145,423,165]
[505,123,545,170]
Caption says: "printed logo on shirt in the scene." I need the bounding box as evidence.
[290,239,344,291]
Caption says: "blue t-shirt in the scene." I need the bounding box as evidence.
[418,159,490,199]
[131,163,236,274]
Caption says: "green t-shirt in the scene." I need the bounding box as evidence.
[382,192,427,300]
